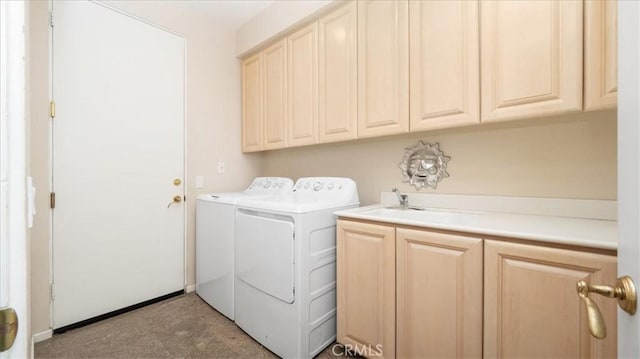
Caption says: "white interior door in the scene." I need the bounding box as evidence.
[618,1,640,356]
[0,0,28,357]
[52,0,185,329]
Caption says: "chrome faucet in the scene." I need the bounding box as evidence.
[392,188,409,208]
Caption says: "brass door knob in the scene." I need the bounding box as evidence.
[167,195,183,208]
[576,276,637,339]
[0,307,18,352]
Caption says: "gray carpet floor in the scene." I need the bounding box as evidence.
[35,293,340,358]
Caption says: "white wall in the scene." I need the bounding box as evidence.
[29,0,262,335]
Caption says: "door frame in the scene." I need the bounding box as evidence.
[618,0,640,357]
[47,0,188,329]
[0,0,29,357]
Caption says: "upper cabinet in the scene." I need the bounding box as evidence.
[241,53,262,152]
[480,0,583,122]
[241,0,615,152]
[262,39,288,150]
[357,0,409,138]
[318,2,358,144]
[409,0,480,131]
[584,0,617,111]
[287,23,318,147]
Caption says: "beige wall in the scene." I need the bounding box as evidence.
[263,111,617,205]
[28,1,263,335]
[236,0,335,56]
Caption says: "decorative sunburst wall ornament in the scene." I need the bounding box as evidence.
[398,141,451,190]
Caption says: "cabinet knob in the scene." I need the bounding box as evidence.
[576,275,637,339]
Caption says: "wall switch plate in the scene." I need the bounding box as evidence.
[217,161,225,174]
[195,176,204,189]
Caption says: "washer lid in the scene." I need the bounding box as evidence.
[196,177,294,204]
[196,192,249,204]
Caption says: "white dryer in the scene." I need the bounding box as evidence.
[195,177,294,320]
[234,177,359,358]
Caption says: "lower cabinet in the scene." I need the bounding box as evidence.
[337,219,617,359]
[337,220,396,358]
[484,240,617,358]
[396,228,482,358]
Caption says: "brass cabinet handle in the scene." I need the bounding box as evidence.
[576,276,637,339]
[167,195,183,208]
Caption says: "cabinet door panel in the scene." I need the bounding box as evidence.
[409,0,479,131]
[481,0,583,122]
[241,53,262,152]
[287,22,318,147]
[337,220,395,358]
[318,2,357,143]
[262,39,287,150]
[396,228,482,358]
[585,0,617,111]
[484,240,617,358]
[357,0,408,138]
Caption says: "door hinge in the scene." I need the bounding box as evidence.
[50,283,55,301]
[49,10,54,27]
[50,192,55,209]
[49,101,56,119]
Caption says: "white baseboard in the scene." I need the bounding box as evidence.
[33,329,53,343]
[185,284,196,293]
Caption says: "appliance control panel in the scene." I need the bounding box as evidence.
[293,177,356,194]
[246,177,294,193]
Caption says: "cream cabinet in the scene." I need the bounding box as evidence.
[262,39,287,150]
[484,240,617,358]
[242,0,616,151]
[318,1,357,143]
[241,53,262,152]
[480,0,583,122]
[409,0,479,131]
[396,228,482,358]
[337,219,617,358]
[337,220,395,358]
[357,0,408,138]
[287,23,318,147]
[584,0,617,111]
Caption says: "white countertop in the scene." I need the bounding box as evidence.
[335,204,617,250]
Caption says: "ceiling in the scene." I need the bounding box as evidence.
[172,0,274,28]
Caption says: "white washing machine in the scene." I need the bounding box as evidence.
[195,177,294,320]
[234,177,359,358]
